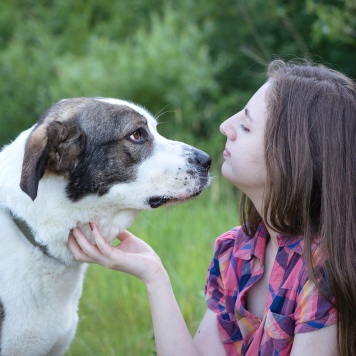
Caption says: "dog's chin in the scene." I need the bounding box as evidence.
[147,190,203,209]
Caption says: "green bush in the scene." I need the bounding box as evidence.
[0,4,229,161]
[49,8,227,143]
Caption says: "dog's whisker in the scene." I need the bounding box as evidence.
[154,105,175,122]
[155,111,176,122]
[154,103,172,117]
[139,216,158,230]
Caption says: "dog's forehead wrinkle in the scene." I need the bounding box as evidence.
[38,98,94,125]
[78,110,147,144]
[39,97,151,126]
[86,121,152,152]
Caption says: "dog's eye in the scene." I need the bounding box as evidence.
[131,131,141,140]
[129,129,146,143]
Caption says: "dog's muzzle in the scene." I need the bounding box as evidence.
[191,149,211,171]
[147,148,212,209]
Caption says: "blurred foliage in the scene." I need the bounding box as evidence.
[1,0,356,162]
[306,0,356,44]
[1,2,355,354]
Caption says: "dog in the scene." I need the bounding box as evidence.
[0,97,211,356]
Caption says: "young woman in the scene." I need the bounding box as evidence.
[68,60,356,355]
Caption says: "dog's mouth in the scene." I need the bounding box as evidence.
[147,190,203,209]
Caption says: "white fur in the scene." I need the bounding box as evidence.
[0,99,210,355]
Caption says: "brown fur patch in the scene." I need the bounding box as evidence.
[20,97,155,201]
[20,124,49,200]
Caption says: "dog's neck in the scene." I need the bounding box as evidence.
[9,210,60,260]
[7,193,140,263]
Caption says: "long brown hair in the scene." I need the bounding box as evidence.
[240,59,356,355]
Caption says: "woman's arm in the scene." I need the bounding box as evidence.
[291,324,337,356]
[68,224,225,356]
[146,274,225,356]
[194,308,226,355]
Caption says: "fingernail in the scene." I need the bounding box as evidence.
[89,222,94,231]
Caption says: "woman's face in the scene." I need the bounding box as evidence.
[220,83,269,201]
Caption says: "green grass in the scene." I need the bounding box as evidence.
[67,174,239,355]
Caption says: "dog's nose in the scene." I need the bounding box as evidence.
[193,149,212,170]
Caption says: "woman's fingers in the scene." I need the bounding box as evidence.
[70,227,108,264]
[67,224,164,284]
[90,223,117,260]
[116,229,134,242]
[70,224,126,269]
[68,231,95,263]
[67,232,81,256]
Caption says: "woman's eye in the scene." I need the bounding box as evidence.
[240,124,250,133]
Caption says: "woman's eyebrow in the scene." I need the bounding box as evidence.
[245,108,254,122]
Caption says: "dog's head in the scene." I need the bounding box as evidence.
[20,98,211,209]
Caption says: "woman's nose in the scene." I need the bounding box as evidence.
[219,121,227,136]
[220,116,237,140]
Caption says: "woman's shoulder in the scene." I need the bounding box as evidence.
[213,226,250,256]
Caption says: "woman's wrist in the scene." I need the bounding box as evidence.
[144,264,171,294]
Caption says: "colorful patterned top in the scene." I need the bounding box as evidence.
[205,221,337,355]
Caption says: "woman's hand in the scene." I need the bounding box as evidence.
[68,223,166,286]
[68,224,224,356]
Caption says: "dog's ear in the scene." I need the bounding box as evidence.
[20,124,50,201]
[20,120,86,201]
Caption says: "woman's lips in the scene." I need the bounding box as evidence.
[223,148,231,157]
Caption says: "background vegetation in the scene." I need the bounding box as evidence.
[1,0,355,354]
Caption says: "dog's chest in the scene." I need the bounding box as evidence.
[0,244,86,355]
